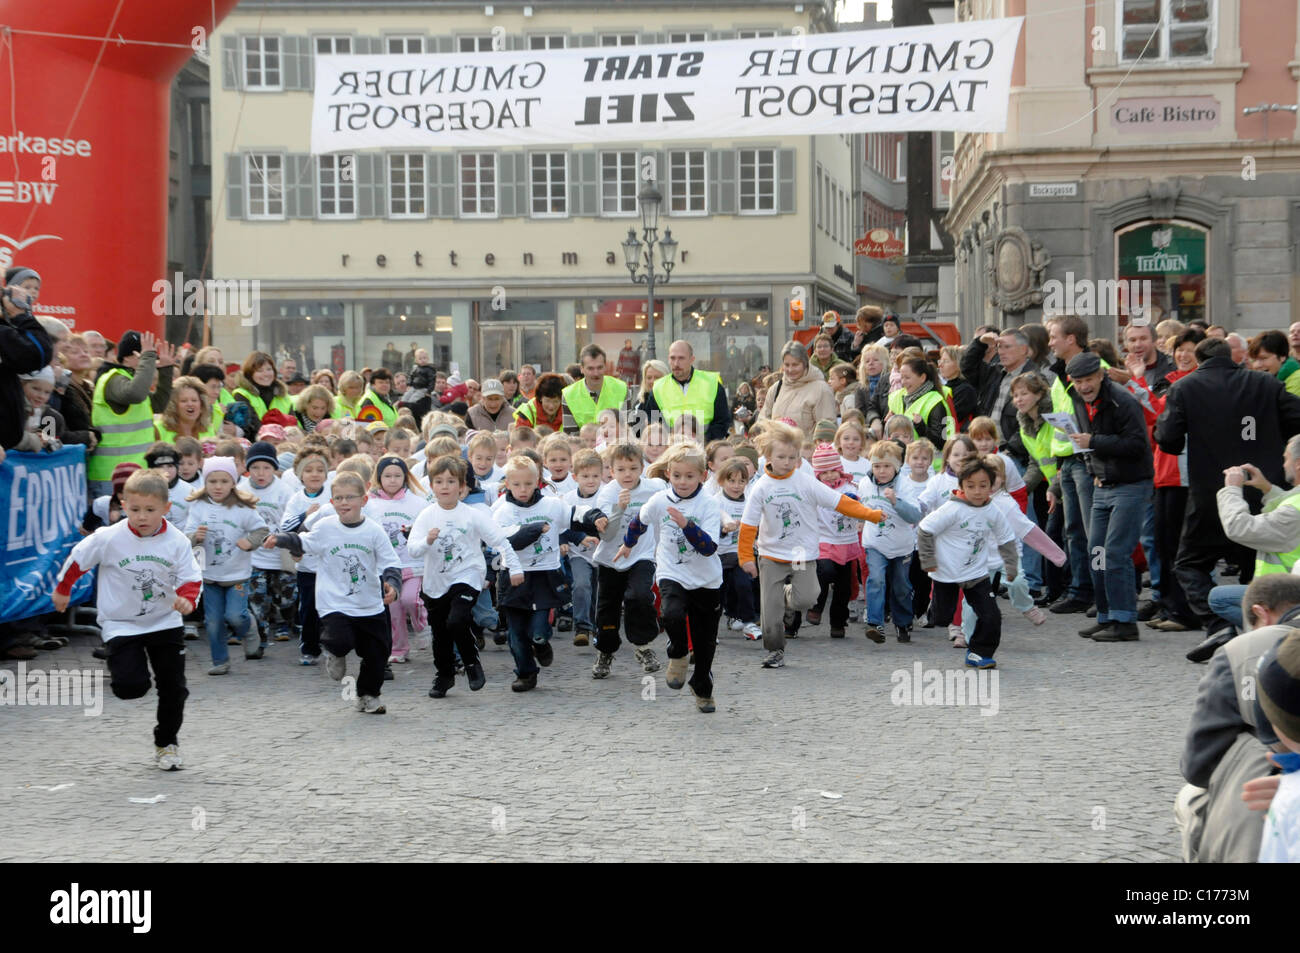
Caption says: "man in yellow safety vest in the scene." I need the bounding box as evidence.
[90,330,177,496]
[561,344,628,435]
[642,340,732,442]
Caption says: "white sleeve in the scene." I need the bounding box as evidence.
[406,506,436,559]
[60,527,107,580]
[637,494,665,537]
[373,522,401,573]
[695,494,722,542]
[183,505,201,535]
[740,484,763,527]
[919,502,959,536]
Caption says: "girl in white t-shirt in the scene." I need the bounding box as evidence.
[364,456,431,664]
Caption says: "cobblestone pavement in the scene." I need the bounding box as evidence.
[1,606,1204,862]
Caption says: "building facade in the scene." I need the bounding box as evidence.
[946,0,1300,341]
[208,0,853,393]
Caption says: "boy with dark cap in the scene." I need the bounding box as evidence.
[240,440,298,647]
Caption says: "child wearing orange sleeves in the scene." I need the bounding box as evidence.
[738,421,884,669]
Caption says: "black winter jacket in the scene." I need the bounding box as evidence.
[1155,355,1300,499]
[1065,377,1153,485]
[0,309,55,449]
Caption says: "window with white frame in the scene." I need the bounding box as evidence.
[317,154,355,218]
[459,35,495,53]
[459,152,497,217]
[529,34,566,49]
[668,31,707,43]
[386,35,424,54]
[738,29,779,39]
[388,153,426,217]
[242,36,282,90]
[739,148,776,214]
[530,152,567,216]
[600,33,638,46]
[314,35,351,55]
[1119,0,1213,62]
[668,149,706,214]
[245,153,284,219]
[600,150,638,215]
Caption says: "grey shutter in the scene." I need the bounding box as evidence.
[498,153,527,218]
[357,36,381,54]
[573,34,598,48]
[429,153,456,217]
[711,149,736,215]
[711,30,737,40]
[282,36,301,89]
[640,32,664,45]
[356,153,383,218]
[287,154,314,218]
[222,35,242,90]
[641,149,665,190]
[225,154,244,219]
[778,148,796,214]
[433,35,453,54]
[300,37,315,90]
[570,151,598,216]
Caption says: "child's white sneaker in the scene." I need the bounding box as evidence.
[325,653,346,681]
[742,622,763,641]
[155,744,183,771]
[729,618,745,631]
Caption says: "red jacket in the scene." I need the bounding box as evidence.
[1128,368,1192,489]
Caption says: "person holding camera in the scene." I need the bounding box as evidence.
[0,267,56,451]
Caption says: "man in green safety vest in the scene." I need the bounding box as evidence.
[89,330,177,496]
[561,344,628,435]
[1213,440,1300,631]
[642,340,732,442]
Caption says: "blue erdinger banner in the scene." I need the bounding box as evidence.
[1,447,93,622]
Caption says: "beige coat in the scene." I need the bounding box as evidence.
[758,363,838,436]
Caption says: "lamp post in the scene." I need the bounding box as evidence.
[621,180,678,362]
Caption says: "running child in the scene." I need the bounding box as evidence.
[858,441,924,643]
[280,445,332,665]
[364,456,431,665]
[265,472,402,714]
[798,444,867,640]
[492,454,608,692]
[835,420,872,486]
[185,457,268,673]
[408,455,524,698]
[715,457,762,640]
[54,469,202,770]
[590,442,667,679]
[563,448,604,646]
[916,456,1018,670]
[240,441,297,647]
[738,421,884,668]
[615,443,723,712]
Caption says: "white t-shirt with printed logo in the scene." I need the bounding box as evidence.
[741,468,863,563]
[408,500,523,598]
[184,501,266,584]
[636,488,723,590]
[239,476,294,571]
[363,490,431,572]
[918,496,1015,584]
[294,515,400,616]
[858,473,924,559]
[592,477,666,569]
[491,494,592,573]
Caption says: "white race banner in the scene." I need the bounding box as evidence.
[311,17,1024,153]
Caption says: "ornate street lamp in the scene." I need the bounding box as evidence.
[622,180,677,362]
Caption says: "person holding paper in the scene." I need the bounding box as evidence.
[1062,352,1154,643]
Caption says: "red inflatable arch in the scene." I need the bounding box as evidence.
[0,0,239,341]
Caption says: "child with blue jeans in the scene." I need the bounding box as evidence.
[492,454,607,692]
[857,441,923,643]
[563,448,604,646]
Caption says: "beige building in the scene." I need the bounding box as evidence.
[209,0,855,392]
[947,0,1300,339]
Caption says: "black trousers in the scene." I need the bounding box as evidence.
[932,576,1001,658]
[909,548,932,619]
[659,580,722,697]
[812,558,854,628]
[297,571,321,657]
[595,560,658,654]
[1176,493,1254,628]
[422,584,481,681]
[1154,486,1197,624]
[720,554,757,624]
[105,626,189,748]
[321,611,391,698]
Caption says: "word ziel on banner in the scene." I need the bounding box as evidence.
[311,17,1023,152]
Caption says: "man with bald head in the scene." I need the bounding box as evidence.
[641,339,732,441]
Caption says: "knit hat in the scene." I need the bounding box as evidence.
[1259,632,1300,744]
[144,446,179,469]
[111,462,141,497]
[814,418,837,445]
[202,457,238,482]
[428,423,459,441]
[734,445,759,469]
[6,267,40,288]
[117,331,143,362]
[260,408,298,430]
[245,441,280,470]
[19,365,54,384]
[277,451,297,472]
[375,455,409,483]
[1066,352,1102,379]
[811,443,842,475]
[447,374,462,388]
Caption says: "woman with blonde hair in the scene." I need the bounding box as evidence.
[335,370,366,419]
[295,383,337,434]
[156,375,218,442]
